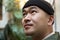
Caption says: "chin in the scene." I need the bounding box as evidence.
[25,32,33,36]
[24,29,34,36]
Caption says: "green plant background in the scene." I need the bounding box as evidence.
[5,0,32,40]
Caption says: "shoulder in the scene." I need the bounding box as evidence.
[45,32,60,40]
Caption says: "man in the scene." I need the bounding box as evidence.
[22,0,60,40]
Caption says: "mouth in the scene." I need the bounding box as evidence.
[24,24,33,30]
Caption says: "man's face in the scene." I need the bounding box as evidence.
[22,6,50,36]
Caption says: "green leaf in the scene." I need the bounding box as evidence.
[13,10,23,19]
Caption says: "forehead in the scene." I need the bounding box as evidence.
[23,6,41,11]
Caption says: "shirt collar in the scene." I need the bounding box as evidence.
[42,29,55,40]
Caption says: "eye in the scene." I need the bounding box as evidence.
[31,10,37,14]
[23,12,27,17]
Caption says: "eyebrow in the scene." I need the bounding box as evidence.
[29,6,37,10]
[23,6,37,12]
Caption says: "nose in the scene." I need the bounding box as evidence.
[23,14,31,23]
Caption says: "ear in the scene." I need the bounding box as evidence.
[48,15,54,25]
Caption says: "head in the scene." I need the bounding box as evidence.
[22,0,54,37]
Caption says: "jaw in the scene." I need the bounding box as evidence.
[24,26,36,36]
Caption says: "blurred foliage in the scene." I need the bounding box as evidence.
[5,0,20,12]
[0,0,2,5]
[13,10,23,20]
[8,23,27,40]
[5,0,32,40]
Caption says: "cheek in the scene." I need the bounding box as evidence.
[32,13,48,29]
[32,13,44,25]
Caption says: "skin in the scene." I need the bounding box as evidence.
[22,6,54,40]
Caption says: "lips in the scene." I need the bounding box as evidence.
[24,24,33,29]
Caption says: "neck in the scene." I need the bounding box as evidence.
[33,26,53,40]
